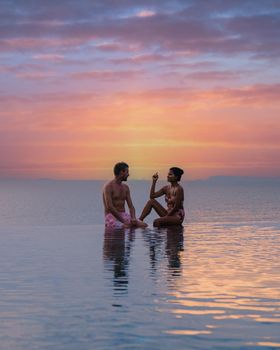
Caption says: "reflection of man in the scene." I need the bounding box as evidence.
[103,227,135,295]
[103,162,147,228]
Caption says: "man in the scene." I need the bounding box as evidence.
[103,162,147,228]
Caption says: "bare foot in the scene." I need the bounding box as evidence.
[138,220,148,228]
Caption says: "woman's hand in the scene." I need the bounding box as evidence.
[152,172,159,182]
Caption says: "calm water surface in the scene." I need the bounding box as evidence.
[0,180,280,349]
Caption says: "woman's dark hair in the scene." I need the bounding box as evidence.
[114,162,129,176]
[170,167,184,181]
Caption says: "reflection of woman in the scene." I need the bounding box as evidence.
[141,226,184,276]
[139,167,185,227]
[166,226,184,270]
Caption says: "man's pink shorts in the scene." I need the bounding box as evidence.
[105,212,131,228]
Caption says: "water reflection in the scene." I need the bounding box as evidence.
[165,226,184,272]
[103,225,185,296]
[142,227,165,273]
[103,227,135,296]
[142,225,184,279]
[161,224,280,341]
[1,223,280,349]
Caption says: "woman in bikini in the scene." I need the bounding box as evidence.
[139,167,185,227]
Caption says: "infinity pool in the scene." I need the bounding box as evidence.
[0,223,279,349]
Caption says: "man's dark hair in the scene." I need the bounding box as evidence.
[114,162,129,176]
[170,167,184,181]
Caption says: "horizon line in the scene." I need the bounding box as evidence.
[1,175,280,182]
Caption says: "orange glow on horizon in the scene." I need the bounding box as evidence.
[1,86,279,180]
[1,2,279,180]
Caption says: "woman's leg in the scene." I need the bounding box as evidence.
[153,215,183,227]
[139,199,167,221]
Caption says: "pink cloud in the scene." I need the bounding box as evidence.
[110,53,171,65]
[136,10,156,18]
[1,1,279,179]
[95,42,140,52]
[0,1,278,59]
[0,38,84,53]
[71,69,143,80]
[114,83,280,105]
[32,54,65,62]
[184,70,243,81]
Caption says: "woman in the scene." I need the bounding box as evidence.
[139,167,185,227]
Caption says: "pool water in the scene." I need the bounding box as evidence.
[0,222,279,350]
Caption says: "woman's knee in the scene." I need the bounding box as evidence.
[148,199,157,206]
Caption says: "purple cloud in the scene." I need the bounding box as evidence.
[0,0,279,59]
[71,69,143,81]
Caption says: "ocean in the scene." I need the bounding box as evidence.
[0,179,279,349]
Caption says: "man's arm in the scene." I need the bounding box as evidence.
[104,185,127,224]
[125,186,136,221]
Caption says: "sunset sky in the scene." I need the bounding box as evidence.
[0,0,279,180]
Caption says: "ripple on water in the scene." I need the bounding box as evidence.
[0,223,279,349]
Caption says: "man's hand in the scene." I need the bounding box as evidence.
[152,172,159,181]
[130,218,138,226]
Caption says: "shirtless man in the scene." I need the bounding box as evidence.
[139,167,185,227]
[103,162,147,229]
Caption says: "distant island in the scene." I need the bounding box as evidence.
[1,176,280,185]
[189,176,280,185]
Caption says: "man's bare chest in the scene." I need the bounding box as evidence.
[111,186,127,200]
